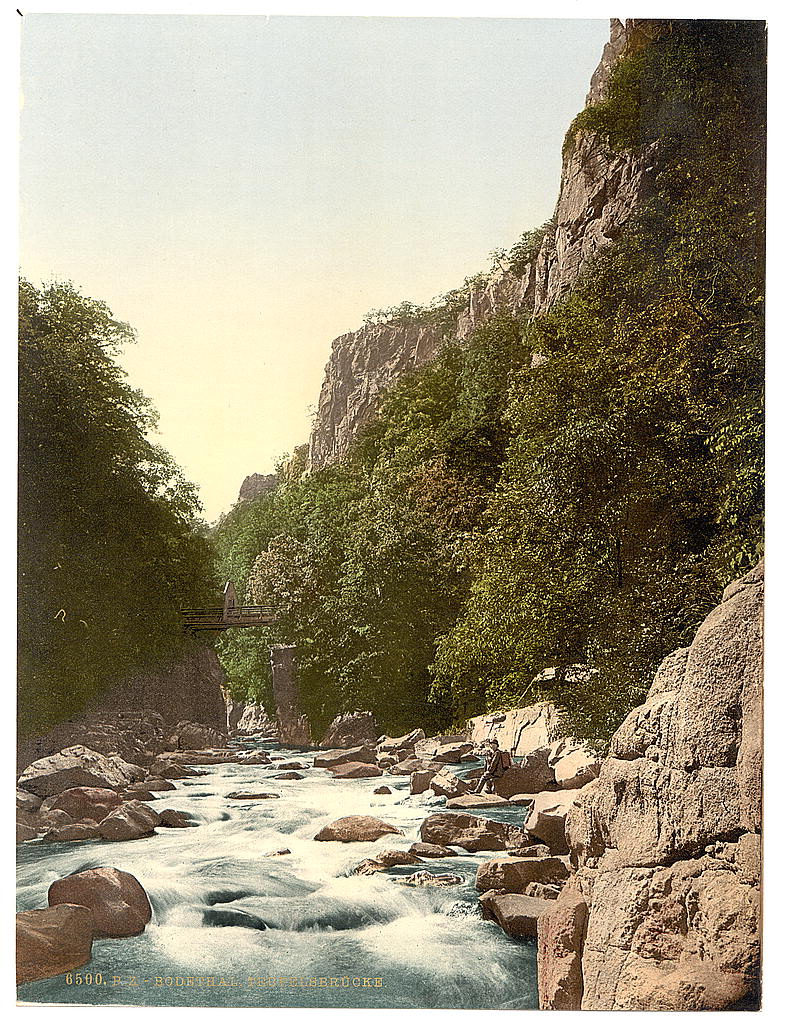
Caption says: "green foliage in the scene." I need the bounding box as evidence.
[18,280,216,737]
[214,20,764,749]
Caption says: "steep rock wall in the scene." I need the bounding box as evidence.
[537,562,763,1010]
[307,18,656,471]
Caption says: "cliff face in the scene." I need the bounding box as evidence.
[307,18,656,471]
[537,562,763,1010]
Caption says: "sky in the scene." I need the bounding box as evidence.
[19,14,611,521]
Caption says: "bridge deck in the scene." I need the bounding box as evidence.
[181,605,276,631]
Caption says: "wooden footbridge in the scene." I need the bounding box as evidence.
[181,582,276,632]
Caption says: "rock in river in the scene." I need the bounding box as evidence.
[98,800,160,841]
[48,866,152,938]
[314,815,403,843]
[420,811,527,853]
[17,904,95,984]
[475,855,570,893]
[480,892,552,937]
[17,746,143,797]
[48,786,122,822]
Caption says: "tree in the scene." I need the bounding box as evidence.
[18,280,216,736]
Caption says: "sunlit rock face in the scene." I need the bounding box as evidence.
[537,562,763,1011]
[306,18,656,471]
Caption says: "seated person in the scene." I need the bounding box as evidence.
[471,739,506,794]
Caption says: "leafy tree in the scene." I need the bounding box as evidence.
[18,280,216,736]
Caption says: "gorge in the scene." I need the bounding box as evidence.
[17,17,764,1012]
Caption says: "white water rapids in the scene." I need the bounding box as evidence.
[17,742,539,1008]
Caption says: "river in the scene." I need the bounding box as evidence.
[17,741,539,1009]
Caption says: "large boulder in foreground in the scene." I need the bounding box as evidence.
[538,562,763,1010]
[48,867,152,938]
[429,768,470,799]
[17,746,143,798]
[420,811,527,852]
[314,815,403,843]
[493,747,554,798]
[319,711,378,749]
[16,904,95,984]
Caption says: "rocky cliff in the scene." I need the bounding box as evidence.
[306,18,657,471]
[537,561,763,1010]
[238,472,278,502]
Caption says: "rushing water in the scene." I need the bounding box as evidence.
[17,742,539,1009]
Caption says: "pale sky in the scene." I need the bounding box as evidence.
[20,15,610,521]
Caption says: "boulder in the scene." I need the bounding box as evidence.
[328,762,383,779]
[166,721,225,751]
[265,848,291,857]
[429,768,470,799]
[376,728,426,754]
[17,745,143,797]
[388,757,428,776]
[468,702,565,758]
[431,742,474,763]
[44,822,101,842]
[538,563,763,1011]
[493,747,554,798]
[16,904,95,985]
[226,792,281,800]
[157,809,194,827]
[408,842,458,859]
[481,892,553,937]
[353,859,387,876]
[139,778,177,791]
[271,761,308,770]
[16,823,37,843]
[410,769,438,795]
[319,711,378,748]
[48,867,152,937]
[272,772,304,780]
[445,793,509,810]
[314,815,403,843]
[420,812,528,853]
[147,758,200,778]
[508,844,551,859]
[17,789,42,814]
[48,787,122,822]
[376,755,398,769]
[526,882,561,900]
[373,786,392,795]
[415,733,469,759]
[236,751,272,765]
[375,849,424,867]
[475,855,570,894]
[549,739,601,790]
[98,800,159,841]
[38,808,74,829]
[314,745,376,769]
[398,871,463,887]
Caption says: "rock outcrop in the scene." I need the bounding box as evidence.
[270,645,312,746]
[306,19,657,471]
[537,562,763,1010]
[16,905,95,985]
[319,711,379,748]
[238,472,278,502]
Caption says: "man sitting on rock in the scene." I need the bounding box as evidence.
[472,739,506,794]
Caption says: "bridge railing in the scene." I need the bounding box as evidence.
[180,605,276,623]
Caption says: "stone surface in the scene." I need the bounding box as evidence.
[420,812,527,853]
[48,867,152,938]
[397,871,463,887]
[376,729,426,754]
[226,792,281,800]
[388,757,429,776]
[157,809,194,828]
[18,746,143,798]
[539,562,763,1010]
[493,747,554,797]
[314,745,376,769]
[238,471,278,502]
[272,772,304,780]
[476,856,570,894]
[410,769,439,795]
[98,800,160,841]
[468,703,566,759]
[549,739,601,790]
[44,822,101,842]
[17,823,37,842]
[166,721,225,751]
[271,644,312,746]
[373,786,392,795]
[481,893,553,937]
[445,794,510,810]
[430,742,474,763]
[408,842,458,859]
[16,904,95,985]
[537,880,589,1010]
[328,761,383,779]
[314,815,403,843]
[319,711,379,749]
[429,767,470,799]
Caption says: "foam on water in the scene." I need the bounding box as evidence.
[17,742,539,1009]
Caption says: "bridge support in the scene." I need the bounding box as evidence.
[270,645,312,747]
